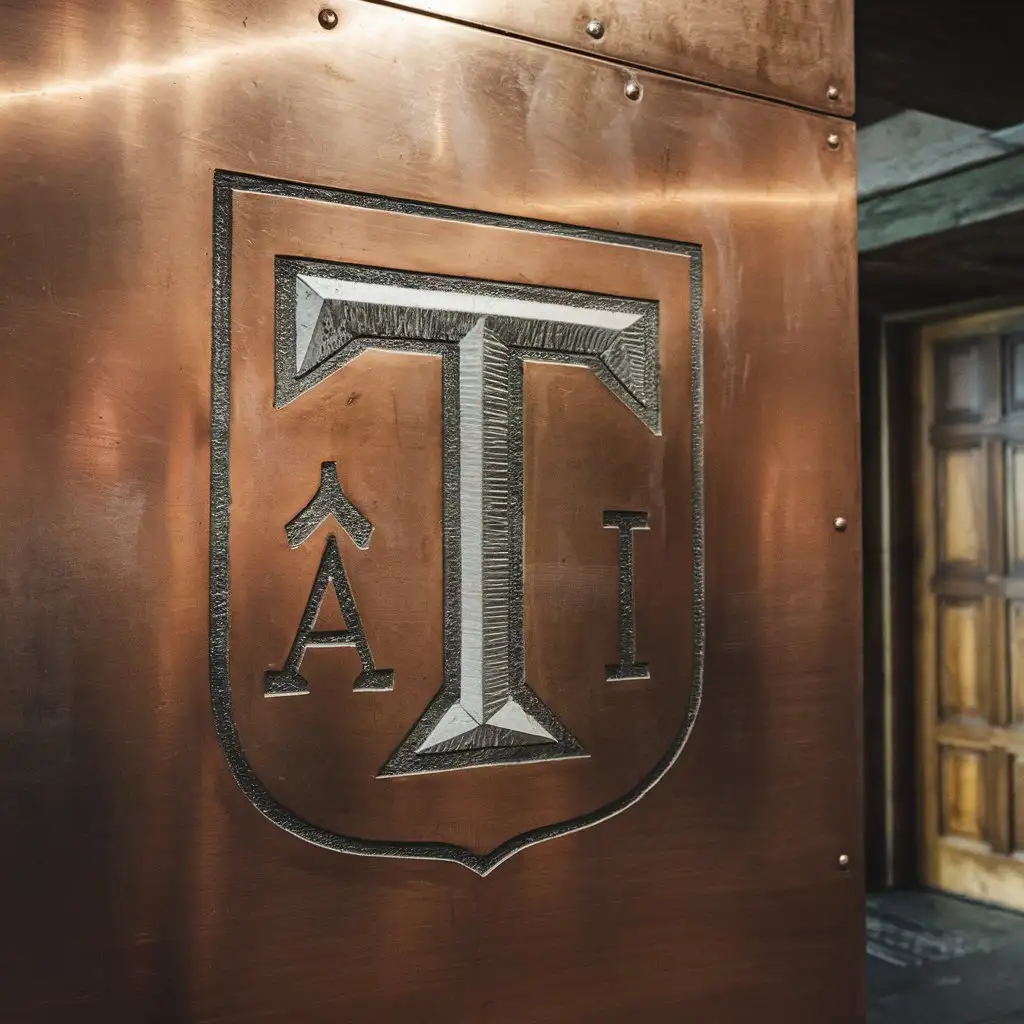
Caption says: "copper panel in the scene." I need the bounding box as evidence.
[380,0,854,116]
[0,2,861,1022]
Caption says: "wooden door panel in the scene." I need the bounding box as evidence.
[936,446,988,569]
[938,600,988,721]
[1006,446,1024,575]
[936,341,985,422]
[1006,602,1024,725]
[1005,335,1024,416]
[934,338,999,425]
[918,309,1024,912]
[939,745,988,842]
[987,749,1014,855]
[1014,757,1024,853]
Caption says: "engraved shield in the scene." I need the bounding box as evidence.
[211,174,703,874]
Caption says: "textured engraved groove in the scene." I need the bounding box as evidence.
[211,171,703,875]
[601,320,649,404]
[604,510,651,681]
[285,461,372,549]
[491,318,620,357]
[295,282,479,380]
[420,724,552,755]
[481,324,512,722]
[298,275,641,328]
[295,277,326,371]
[285,267,660,433]
[417,317,555,754]
[459,318,485,724]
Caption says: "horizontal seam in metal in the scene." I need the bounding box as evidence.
[355,0,850,121]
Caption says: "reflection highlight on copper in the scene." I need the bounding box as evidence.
[0,31,330,105]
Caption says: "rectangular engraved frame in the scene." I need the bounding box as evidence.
[210,170,705,873]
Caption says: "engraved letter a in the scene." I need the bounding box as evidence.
[265,535,394,696]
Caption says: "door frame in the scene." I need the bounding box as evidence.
[863,296,1024,891]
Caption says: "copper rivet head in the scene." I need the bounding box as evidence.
[827,132,840,150]
[624,79,642,102]
[827,85,840,101]
[318,7,339,29]
[586,18,605,39]
[833,516,847,532]
[838,853,850,868]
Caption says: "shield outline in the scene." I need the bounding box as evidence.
[209,170,705,876]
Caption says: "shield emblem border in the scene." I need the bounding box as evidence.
[209,170,705,876]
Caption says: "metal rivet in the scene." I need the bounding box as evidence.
[318,7,339,29]
[827,132,840,150]
[586,18,605,39]
[827,85,840,101]
[838,853,850,869]
[624,79,642,102]
[833,516,848,532]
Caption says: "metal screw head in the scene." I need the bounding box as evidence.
[833,516,848,532]
[318,7,339,29]
[586,18,605,39]
[838,853,850,869]
[827,85,840,101]
[624,79,642,102]
[826,132,840,150]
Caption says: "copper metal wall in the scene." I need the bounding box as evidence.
[388,0,855,115]
[0,1,861,1020]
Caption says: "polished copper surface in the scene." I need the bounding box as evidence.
[377,0,854,116]
[0,1,861,1021]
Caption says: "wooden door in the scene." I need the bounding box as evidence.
[917,307,1024,909]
